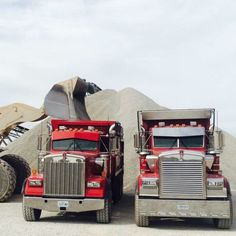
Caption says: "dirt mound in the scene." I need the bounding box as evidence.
[2,88,236,190]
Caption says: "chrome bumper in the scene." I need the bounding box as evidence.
[137,197,231,219]
[23,196,104,213]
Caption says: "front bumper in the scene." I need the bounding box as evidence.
[136,197,231,219]
[23,196,104,213]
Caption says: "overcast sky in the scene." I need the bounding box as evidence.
[0,0,236,135]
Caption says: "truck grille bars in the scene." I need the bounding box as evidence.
[160,159,205,199]
[44,155,85,197]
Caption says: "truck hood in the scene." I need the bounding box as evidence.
[50,150,99,158]
[44,151,99,162]
[158,149,205,161]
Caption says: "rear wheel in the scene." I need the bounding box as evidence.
[135,191,149,227]
[22,201,41,221]
[213,185,233,229]
[0,159,16,202]
[96,185,112,223]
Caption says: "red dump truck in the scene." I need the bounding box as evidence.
[22,119,124,223]
[134,109,233,229]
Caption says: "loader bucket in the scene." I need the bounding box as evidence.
[44,77,91,120]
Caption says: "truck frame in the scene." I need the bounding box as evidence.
[22,119,124,223]
[134,109,233,229]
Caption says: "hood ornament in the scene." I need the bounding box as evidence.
[179,150,184,161]
[62,152,67,160]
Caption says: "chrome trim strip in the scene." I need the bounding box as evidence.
[23,196,104,212]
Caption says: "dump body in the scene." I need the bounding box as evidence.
[134,109,232,228]
[23,119,124,223]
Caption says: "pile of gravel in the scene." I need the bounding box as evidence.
[1,88,235,191]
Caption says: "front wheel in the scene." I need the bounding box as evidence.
[23,200,41,221]
[96,198,112,223]
[213,185,233,229]
[96,183,112,223]
[135,191,149,227]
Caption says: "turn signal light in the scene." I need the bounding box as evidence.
[31,169,37,176]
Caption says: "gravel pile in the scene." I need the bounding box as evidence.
[1,88,235,190]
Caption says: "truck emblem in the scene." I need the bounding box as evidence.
[62,152,67,160]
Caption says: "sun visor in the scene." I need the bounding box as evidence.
[153,127,205,137]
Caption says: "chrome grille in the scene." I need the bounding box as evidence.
[44,156,85,197]
[160,160,205,199]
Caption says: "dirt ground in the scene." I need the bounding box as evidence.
[0,191,235,236]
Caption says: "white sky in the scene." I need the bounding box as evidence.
[0,0,236,136]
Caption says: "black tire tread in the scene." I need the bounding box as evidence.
[135,193,149,227]
[96,185,112,223]
[22,201,41,221]
[96,198,111,223]
[0,159,16,202]
[1,154,31,194]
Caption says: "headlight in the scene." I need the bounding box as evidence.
[207,178,224,190]
[29,179,43,187]
[87,181,101,188]
[142,178,158,188]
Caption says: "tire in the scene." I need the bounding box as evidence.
[135,191,149,227]
[96,185,112,223]
[22,201,41,221]
[213,184,233,229]
[1,155,31,194]
[112,173,123,203]
[0,159,16,202]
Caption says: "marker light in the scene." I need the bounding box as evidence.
[158,122,165,127]
[190,121,197,126]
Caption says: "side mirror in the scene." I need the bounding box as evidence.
[134,133,140,152]
[37,136,42,151]
[215,130,224,151]
[46,137,51,151]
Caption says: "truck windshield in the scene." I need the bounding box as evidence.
[154,137,177,148]
[53,139,98,151]
[179,136,203,148]
[154,136,203,148]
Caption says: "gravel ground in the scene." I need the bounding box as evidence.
[0,191,235,236]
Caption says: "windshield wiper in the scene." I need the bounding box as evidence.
[179,139,189,148]
[65,142,74,151]
[169,139,177,149]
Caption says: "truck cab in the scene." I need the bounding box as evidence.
[23,120,124,223]
[134,109,233,229]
